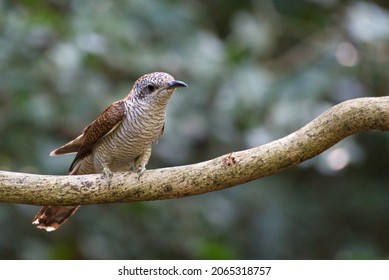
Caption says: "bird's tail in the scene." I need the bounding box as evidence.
[32,206,80,232]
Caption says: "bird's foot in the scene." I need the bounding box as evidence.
[135,166,146,181]
[102,167,113,188]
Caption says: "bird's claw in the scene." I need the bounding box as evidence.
[136,166,146,180]
[102,167,113,188]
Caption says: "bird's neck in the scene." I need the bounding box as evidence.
[125,96,169,119]
[127,92,173,111]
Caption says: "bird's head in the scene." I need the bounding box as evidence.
[128,72,187,104]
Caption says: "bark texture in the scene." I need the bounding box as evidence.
[0,97,388,206]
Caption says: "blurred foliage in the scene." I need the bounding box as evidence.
[1,0,389,259]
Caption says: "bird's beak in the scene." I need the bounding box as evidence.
[167,80,188,89]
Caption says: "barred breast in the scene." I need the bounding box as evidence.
[91,100,167,172]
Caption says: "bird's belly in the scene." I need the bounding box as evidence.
[92,121,162,172]
[93,140,148,172]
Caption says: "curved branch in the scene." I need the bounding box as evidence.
[1,97,389,206]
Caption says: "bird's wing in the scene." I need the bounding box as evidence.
[68,100,126,173]
[50,134,84,156]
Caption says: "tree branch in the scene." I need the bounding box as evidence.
[1,97,389,206]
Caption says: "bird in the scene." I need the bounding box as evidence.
[32,72,187,232]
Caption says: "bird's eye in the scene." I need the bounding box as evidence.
[147,84,156,92]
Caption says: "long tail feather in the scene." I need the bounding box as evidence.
[32,206,80,232]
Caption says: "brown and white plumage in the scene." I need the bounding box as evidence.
[32,72,187,231]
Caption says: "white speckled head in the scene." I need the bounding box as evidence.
[127,72,187,103]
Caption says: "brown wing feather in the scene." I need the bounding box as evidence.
[50,134,84,156]
[68,100,126,173]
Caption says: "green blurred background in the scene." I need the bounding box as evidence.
[1,0,389,259]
